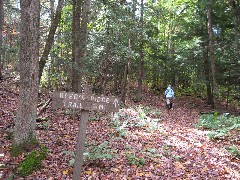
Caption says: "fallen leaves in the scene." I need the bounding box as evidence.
[0,75,239,179]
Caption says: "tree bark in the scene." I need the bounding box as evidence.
[100,19,111,95]
[72,0,82,92]
[229,0,240,63]
[13,0,40,148]
[0,0,3,79]
[121,0,136,104]
[39,0,64,83]
[136,0,144,102]
[207,0,218,108]
[72,0,90,92]
[203,49,213,105]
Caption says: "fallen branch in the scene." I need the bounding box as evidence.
[199,111,215,115]
[37,101,45,108]
[36,117,48,123]
[37,98,52,116]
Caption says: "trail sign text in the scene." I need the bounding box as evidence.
[52,91,119,112]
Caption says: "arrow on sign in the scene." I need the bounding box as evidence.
[113,98,119,108]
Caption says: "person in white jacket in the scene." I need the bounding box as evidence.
[164,85,174,110]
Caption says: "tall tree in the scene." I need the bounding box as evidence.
[39,0,65,83]
[0,0,3,79]
[72,0,82,92]
[72,0,90,92]
[136,0,144,101]
[121,0,137,103]
[13,0,40,150]
[207,0,218,108]
[99,19,111,95]
[228,0,240,63]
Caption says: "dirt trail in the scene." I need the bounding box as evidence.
[157,97,240,179]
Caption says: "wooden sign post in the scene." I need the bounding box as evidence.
[52,85,119,180]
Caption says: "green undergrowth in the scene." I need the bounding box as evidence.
[110,106,162,138]
[16,145,47,177]
[126,152,145,166]
[225,145,240,157]
[11,138,39,157]
[84,141,118,161]
[195,112,240,140]
[62,141,118,166]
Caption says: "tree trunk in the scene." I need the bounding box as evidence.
[13,0,40,150]
[47,0,55,89]
[0,0,3,79]
[203,49,213,105]
[121,0,136,104]
[100,20,111,95]
[72,0,82,92]
[79,0,90,80]
[39,0,64,83]
[136,0,144,102]
[72,0,90,93]
[207,0,218,108]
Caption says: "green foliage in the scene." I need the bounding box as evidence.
[111,113,129,138]
[61,141,117,166]
[16,146,47,177]
[84,141,117,161]
[143,148,162,161]
[60,150,75,166]
[135,106,161,131]
[7,174,14,180]
[225,145,240,157]
[196,113,240,139]
[161,144,172,157]
[37,122,49,130]
[11,138,39,157]
[111,107,161,137]
[172,155,183,162]
[126,153,145,166]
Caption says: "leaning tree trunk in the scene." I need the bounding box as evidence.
[207,0,218,108]
[13,0,40,151]
[0,0,3,79]
[39,0,64,83]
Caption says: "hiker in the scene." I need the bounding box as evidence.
[164,85,174,110]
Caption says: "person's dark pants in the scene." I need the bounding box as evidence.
[166,98,173,110]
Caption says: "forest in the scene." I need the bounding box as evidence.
[0,0,239,179]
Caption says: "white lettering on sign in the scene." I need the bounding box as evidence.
[92,103,97,110]
[57,92,118,105]
[53,91,119,112]
[74,94,78,100]
[62,101,85,109]
[113,99,118,108]
[99,104,104,110]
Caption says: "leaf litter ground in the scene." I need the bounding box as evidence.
[0,74,239,179]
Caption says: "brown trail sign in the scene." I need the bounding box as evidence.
[52,91,119,112]
[52,85,119,180]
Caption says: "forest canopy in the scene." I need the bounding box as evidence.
[0,0,239,105]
